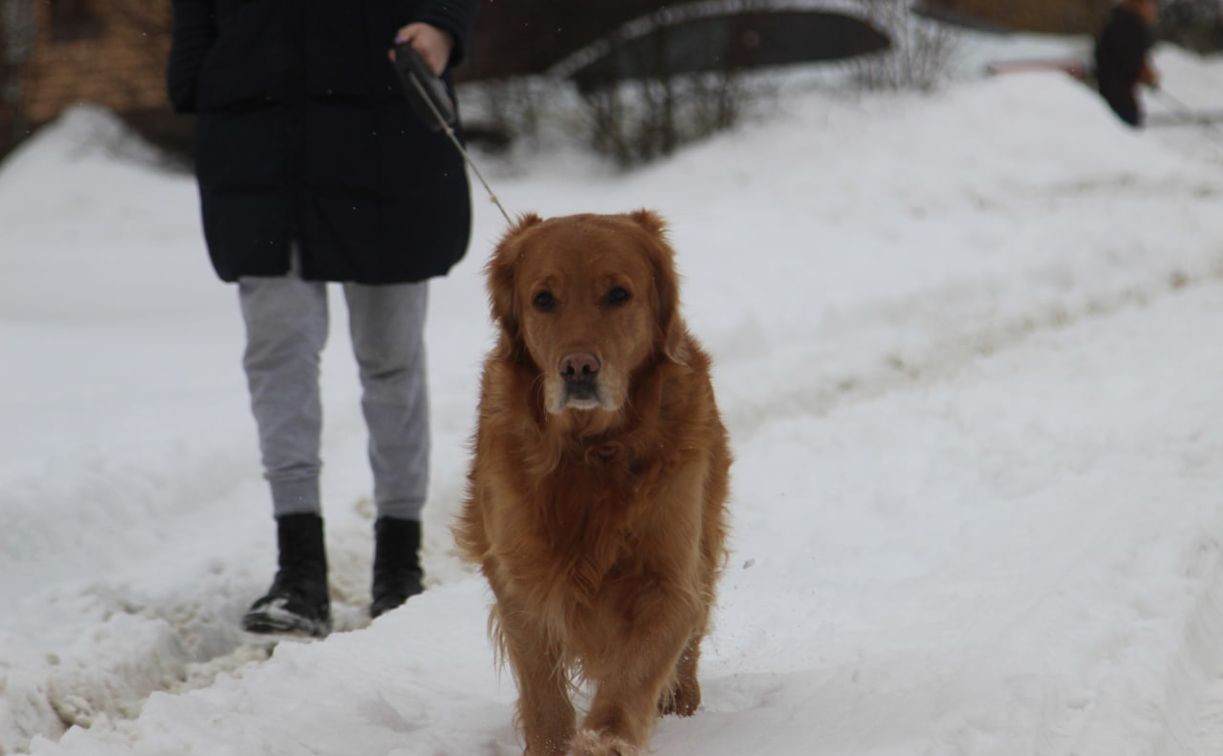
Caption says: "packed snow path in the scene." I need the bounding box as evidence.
[3,49,1223,755]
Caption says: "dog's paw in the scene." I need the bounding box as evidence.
[569,729,640,756]
[658,679,701,717]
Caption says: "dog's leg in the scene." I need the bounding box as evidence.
[499,604,575,756]
[658,633,702,717]
[576,591,695,754]
[661,472,725,718]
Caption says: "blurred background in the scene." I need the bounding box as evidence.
[3,0,1222,169]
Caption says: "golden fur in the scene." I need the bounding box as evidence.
[456,211,731,756]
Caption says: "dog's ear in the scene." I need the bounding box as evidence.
[628,208,667,237]
[486,213,544,359]
[631,210,689,366]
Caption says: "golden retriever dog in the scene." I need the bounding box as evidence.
[456,211,731,756]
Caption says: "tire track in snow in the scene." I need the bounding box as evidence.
[719,256,1223,438]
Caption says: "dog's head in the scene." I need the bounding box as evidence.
[487,210,687,415]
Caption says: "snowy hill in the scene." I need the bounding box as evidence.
[3,46,1223,755]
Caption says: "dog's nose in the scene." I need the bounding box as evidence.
[559,352,600,380]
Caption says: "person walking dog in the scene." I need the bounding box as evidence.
[1095,0,1160,127]
[168,0,477,637]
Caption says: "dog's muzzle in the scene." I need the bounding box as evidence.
[559,351,602,410]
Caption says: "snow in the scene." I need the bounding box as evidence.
[3,40,1223,756]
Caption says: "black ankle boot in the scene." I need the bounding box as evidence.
[243,513,332,638]
[370,517,424,618]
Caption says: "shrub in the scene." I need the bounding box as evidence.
[851,0,956,92]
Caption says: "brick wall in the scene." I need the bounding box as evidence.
[21,0,171,124]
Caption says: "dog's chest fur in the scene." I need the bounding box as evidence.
[493,442,680,634]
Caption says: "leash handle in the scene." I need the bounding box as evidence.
[394,44,514,226]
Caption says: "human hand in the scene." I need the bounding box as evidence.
[390,23,454,76]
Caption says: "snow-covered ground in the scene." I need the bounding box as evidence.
[3,41,1223,756]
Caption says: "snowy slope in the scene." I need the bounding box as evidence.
[3,46,1223,756]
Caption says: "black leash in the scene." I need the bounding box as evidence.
[392,44,514,225]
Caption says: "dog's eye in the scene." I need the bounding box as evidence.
[604,287,631,306]
[532,291,557,312]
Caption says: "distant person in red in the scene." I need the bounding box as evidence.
[1095,0,1160,127]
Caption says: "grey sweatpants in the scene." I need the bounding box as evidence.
[238,267,429,522]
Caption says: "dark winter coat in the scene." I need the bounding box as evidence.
[1094,5,1154,126]
[167,0,477,284]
